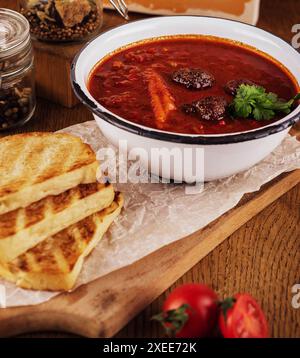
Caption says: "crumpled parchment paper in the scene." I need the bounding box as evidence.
[1,120,299,307]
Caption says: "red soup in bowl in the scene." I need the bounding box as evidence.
[88,35,299,135]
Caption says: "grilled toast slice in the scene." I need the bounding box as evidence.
[0,182,115,262]
[0,132,98,215]
[0,193,123,291]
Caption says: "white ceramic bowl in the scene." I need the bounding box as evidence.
[71,16,300,182]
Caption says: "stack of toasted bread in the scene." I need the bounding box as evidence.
[0,132,123,291]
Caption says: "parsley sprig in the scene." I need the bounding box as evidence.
[229,84,300,121]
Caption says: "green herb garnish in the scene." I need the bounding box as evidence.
[229,84,300,121]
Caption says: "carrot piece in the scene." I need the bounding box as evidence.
[145,70,176,128]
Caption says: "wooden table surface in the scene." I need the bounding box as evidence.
[1,0,300,338]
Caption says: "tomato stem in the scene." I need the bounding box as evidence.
[219,297,236,319]
[152,304,190,337]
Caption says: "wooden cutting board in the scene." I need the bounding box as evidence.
[0,125,299,338]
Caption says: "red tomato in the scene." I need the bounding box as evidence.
[153,284,219,338]
[219,294,269,338]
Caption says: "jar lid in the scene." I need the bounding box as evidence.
[0,8,30,58]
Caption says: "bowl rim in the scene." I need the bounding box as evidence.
[71,15,300,145]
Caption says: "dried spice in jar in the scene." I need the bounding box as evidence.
[20,0,103,42]
[0,9,36,130]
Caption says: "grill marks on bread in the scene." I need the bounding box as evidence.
[8,194,122,275]
[0,211,18,239]
[0,132,96,197]
[0,183,106,239]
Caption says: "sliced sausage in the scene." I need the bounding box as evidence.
[183,96,227,121]
[224,79,256,96]
[172,68,215,89]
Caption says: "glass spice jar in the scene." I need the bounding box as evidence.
[0,8,36,131]
[20,0,104,42]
